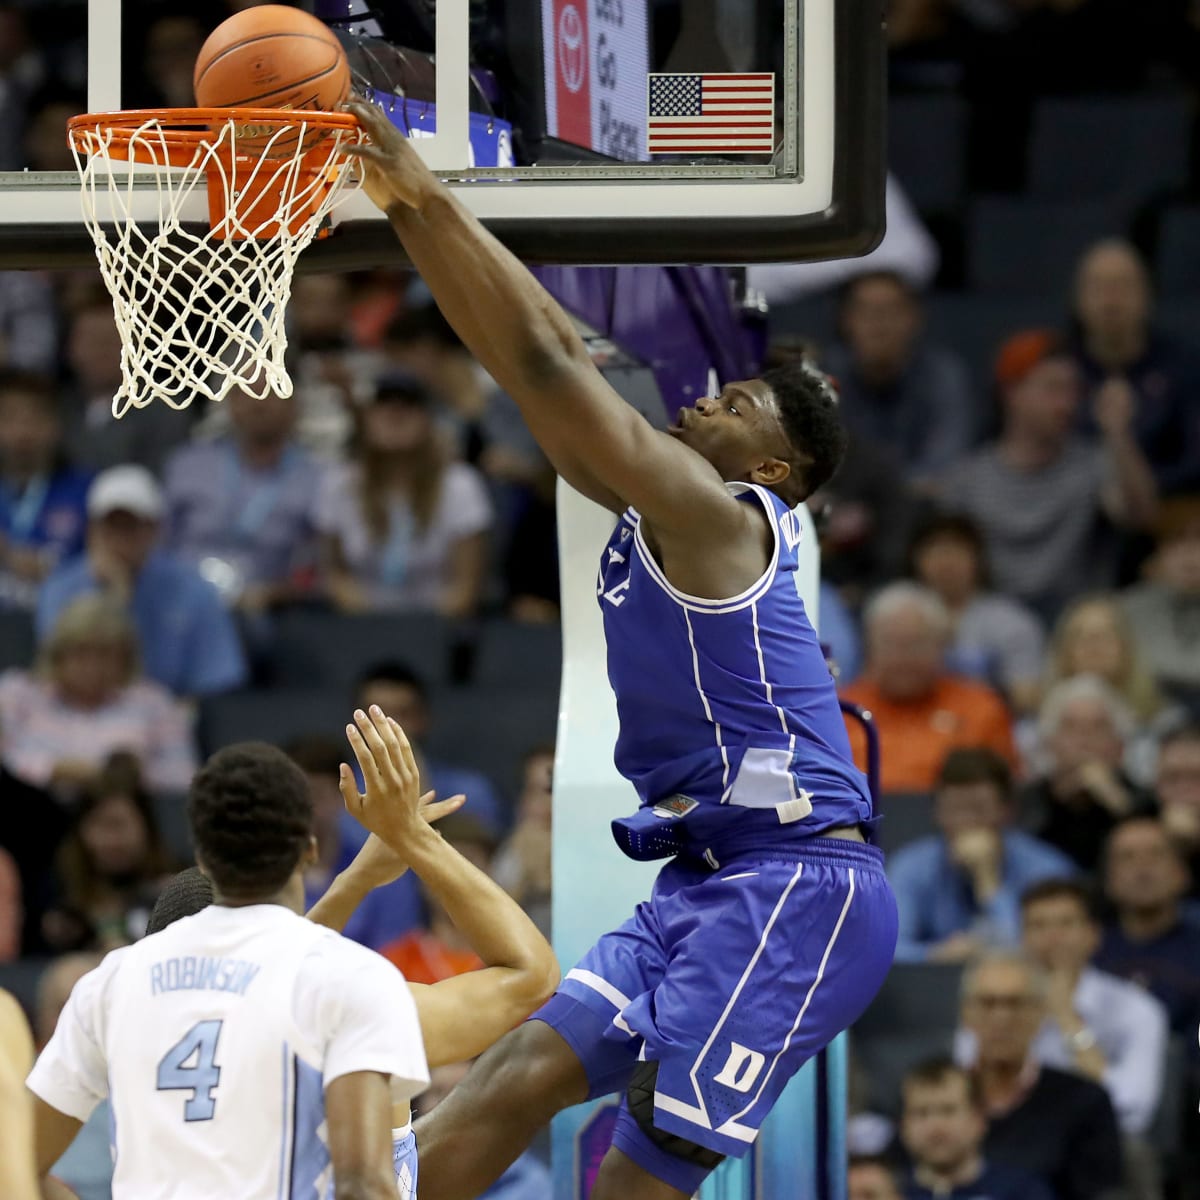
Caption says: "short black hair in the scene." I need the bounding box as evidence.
[902,1055,984,1112]
[356,659,428,703]
[187,743,313,898]
[146,867,215,935]
[936,747,1013,800]
[906,512,991,588]
[760,362,847,503]
[1020,877,1098,921]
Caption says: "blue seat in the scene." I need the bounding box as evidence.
[889,94,968,215]
[1029,96,1191,204]
[0,609,35,672]
[197,687,353,757]
[473,621,562,691]
[268,610,454,690]
[1156,206,1200,296]
[967,197,1127,294]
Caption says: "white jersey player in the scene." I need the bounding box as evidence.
[28,740,429,1200]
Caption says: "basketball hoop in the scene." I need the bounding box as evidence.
[67,108,364,419]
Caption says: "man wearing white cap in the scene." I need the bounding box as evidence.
[36,465,248,696]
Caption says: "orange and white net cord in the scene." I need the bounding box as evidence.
[69,113,363,419]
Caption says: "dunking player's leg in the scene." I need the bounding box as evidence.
[591,1149,690,1200]
[413,1021,588,1200]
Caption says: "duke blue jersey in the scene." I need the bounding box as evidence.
[28,904,428,1200]
[599,483,871,861]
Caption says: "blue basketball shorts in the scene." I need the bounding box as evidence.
[534,838,897,1186]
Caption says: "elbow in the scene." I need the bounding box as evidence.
[517,954,561,1013]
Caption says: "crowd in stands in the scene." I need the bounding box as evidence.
[0,1,1197,1198]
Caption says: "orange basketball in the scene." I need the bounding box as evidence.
[193,4,350,157]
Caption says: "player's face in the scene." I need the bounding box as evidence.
[667,379,793,488]
[901,1078,984,1172]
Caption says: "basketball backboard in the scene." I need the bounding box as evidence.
[0,0,884,268]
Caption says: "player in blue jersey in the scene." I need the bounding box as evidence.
[347,99,899,1200]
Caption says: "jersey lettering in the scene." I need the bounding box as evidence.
[150,956,261,997]
[157,1019,223,1121]
[779,510,803,552]
[713,1042,766,1093]
[602,576,631,608]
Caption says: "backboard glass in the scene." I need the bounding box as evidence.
[0,0,884,267]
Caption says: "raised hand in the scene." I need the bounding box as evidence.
[341,98,440,214]
[341,706,457,852]
[344,790,467,891]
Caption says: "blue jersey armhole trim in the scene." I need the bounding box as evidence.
[630,483,782,614]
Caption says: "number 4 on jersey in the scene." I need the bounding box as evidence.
[157,1019,223,1121]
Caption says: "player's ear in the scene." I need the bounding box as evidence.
[302,836,319,867]
[750,457,790,488]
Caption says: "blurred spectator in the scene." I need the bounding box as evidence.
[379,814,495,982]
[37,466,248,697]
[1045,594,1172,736]
[1154,724,1200,903]
[841,583,1015,793]
[1019,879,1167,1137]
[0,594,196,796]
[0,7,45,170]
[42,754,176,953]
[163,385,323,613]
[35,952,113,1200]
[318,373,492,617]
[288,735,423,952]
[413,1059,552,1199]
[958,952,1124,1200]
[1070,240,1200,496]
[0,843,18,963]
[940,331,1158,621]
[889,748,1074,963]
[357,661,505,836]
[1122,501,1200,700]
[0,372,91,609]
[140,15,205,108]
[907,513,1045,714]
[820,272,976,480]
[1094,816,1200,1036]
[848,1156,903,1200]
[1019,677,1153,872]
[61,299,193,475]
[21,85,79,174]
[819,579,862,684]
[899,1058,1053,1200]
[492,745,553,938]
[0,273,58,374]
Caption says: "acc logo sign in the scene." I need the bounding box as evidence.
[558,4,587,94]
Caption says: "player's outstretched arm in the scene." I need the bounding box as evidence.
[344,100,742,536]
[306,790,465,932]
[343,707,561,1067]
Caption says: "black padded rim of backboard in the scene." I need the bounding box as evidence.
[1,1,884,269]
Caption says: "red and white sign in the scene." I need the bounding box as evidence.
[543,0,648,161]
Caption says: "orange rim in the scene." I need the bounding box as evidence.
[67,107,361,169]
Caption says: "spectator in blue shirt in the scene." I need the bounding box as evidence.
[1094,815,1200,1035]
[888,748,1076,963]
[0,372,92,609]
[900,1058,1053,1200]
[357,660,506,836]
[37,466,248,697]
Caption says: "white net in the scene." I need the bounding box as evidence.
[70,112,363,419]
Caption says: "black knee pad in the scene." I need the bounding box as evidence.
[627,1061,726,1171]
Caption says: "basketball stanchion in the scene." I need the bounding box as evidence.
[67,108,363,418]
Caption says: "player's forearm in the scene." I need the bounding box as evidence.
[399,823,558,988]
[306,872,368,933]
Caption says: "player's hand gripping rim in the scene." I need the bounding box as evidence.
[340,705,464,851]
[341,97,439,214]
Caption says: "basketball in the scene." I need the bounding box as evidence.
[193,4,350,157]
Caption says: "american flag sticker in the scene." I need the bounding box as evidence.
[646,72,776,155]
